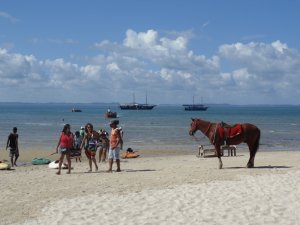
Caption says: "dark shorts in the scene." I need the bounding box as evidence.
[59,148,71,154]
[9,148,19,157]
[70,149,81,157]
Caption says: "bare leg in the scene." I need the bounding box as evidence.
[66,154,71,174]
[57,154,65,175]
[14,153,19,166]
[99,148,103,163]
[116,159,121,172]
[102,148,107,162]
[107,159,113,172]
[88,158,92,171]
[92,157,98,171]
[10,156,14,168]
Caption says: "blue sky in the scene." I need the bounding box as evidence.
[1,0,300,104]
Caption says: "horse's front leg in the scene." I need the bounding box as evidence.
[215,145,223,169]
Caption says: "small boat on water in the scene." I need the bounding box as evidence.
[120,93,156,110]
[105,109,117,118]
[72,108,82,112]
[183,96,208,111]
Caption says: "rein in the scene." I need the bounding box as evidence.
[204,123,211,136]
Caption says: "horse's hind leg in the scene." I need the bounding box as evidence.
[246,151,255,168]
[246,131,260,168]
[246,143,257,168]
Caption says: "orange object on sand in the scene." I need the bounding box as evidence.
[121,152,140,159]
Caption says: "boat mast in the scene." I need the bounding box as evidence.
[133,93,135,104]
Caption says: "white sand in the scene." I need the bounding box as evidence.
[1,150,300,225]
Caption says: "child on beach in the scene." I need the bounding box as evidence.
[56,124,73,175]
[80,123,100,172]
[6,127,19,167]
[107,120,123,172]
[98,129,109,163]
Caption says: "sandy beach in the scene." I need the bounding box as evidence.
[1,149,300,225]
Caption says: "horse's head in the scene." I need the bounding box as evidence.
[189,118,198,136]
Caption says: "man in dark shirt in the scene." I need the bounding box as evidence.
[6,127,19,167]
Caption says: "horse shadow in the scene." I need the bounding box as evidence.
[224,165,291,169]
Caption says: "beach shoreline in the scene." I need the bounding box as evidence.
[1,150,300,224]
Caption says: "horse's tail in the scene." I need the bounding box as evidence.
[253,128,260,155]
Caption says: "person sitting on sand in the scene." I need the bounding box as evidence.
[107,120,123,172]
[80,123,100,172]
[98,129,109,163]
[6,127,19,167]
[55,124,73,175]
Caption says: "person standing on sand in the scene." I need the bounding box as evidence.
[107,120,123,172]
[98,129,109,163]
[80,123,99,172]
[56,124,73,175]
[6,127,19,167]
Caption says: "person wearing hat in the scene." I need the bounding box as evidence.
[107,120,123,172]
[6,127,19,167]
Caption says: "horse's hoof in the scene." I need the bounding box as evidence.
[219,164,223,169]
[247,163,254,168]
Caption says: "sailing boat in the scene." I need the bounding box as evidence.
[119,93,156,110]
[183,96,208,111]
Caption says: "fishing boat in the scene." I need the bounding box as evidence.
[120,93,156,110]
[105,109,117,118]
[183,96,208,111]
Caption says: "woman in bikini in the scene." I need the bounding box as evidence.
[56,124,73,175]
[80,123,100,172]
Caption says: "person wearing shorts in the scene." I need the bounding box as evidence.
[55,124,73,175]
[6,127,19,167]
[107,120,123,172]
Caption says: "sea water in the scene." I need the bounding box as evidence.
[0,103,299,152]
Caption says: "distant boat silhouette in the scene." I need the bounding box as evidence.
[120,93,156,110]
[71,108,82,112]
[183,96,208,111]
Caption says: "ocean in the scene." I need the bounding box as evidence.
[0,103,299,152]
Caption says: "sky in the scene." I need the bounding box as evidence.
[1,0,300,105]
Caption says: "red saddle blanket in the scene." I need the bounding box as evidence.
[218,124,242,140]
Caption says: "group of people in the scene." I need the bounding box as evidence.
[55,120,123,175]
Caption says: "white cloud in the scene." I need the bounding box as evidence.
[0,31,300,104]
[218,40,300,103]
[0,11,19,23]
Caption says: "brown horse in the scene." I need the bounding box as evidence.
[189,118,260,169]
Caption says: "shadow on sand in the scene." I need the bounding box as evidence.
[224,165,291,169]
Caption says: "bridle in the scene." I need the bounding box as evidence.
[204,123,211,136]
